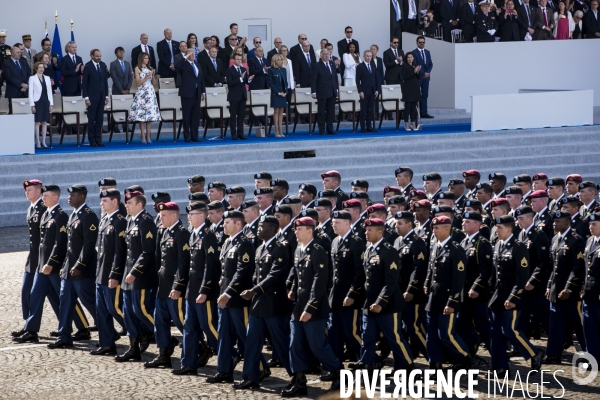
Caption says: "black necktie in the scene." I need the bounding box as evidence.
[15,60,21,70]
[96,64,100,73]
[259,58,263,66]
[367,63,371,74]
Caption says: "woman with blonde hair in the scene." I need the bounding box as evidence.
[129,52,161,143]
[268,54,288,138]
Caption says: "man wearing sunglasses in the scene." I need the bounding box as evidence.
[247,37,262,60]
[337,26,360,79]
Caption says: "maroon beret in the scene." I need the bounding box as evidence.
[294,216,316,228]
[530,190,548,199]
[431,216,452,226]
[364,218,385,227]
[412,199,432,210]
[367,203,387,214]
[342,199,362,209]
[462,169,480,178]
[157,201,179,211]
[320,170,341,179]
[383,185,402,195]
[490,198,509,208]
[532,173,548,181]
[124,190,144,201]
[23,179,42,189]
[566,174,583,183]
[408,189,427,200]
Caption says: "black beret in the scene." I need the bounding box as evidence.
[588,213,600,222]
[186,202,207,212]
[388,195,406,205]
[188,192,210,202]
[259,215,279,225]
[351,179,369,189]
[300,209,319,219]
[188,175,205,184]
[547,177,565,187]
[282,195,302,205]
[475,182,492,191]
[298,183,317,196]
[579,181,596,190]
[515,205,534,216]
[350,191,370,199]
[225,186,246,195]
[448,178,464,186]
[254,172,272,180]
[432,205,455,215]
[241,200,259,209]
[270,179,289,190]
[151,191,171,201]
[495,215,515,224]
[423,172,442,181]
[462,211,482,221]
[314,199,332,207]
[274,205,293,215]
[561,195,581,205]
[67,184,87,193]
[488,172,507,181]
[552,211,571,220]
[513,174,532,184]
[207,200,224,210]
[464,199,482,209]
[98,178,117,187]
[208,181,226,190]
[505,186,523,195]
[438,191,455,200]
[394,166,412,176]
[395,211,414,220]
[254,187,274,195]
[124,185,144,194]
[332,210,352,220]
[223,210,245,220]
[318,189,337,197]
[99,188,120,198]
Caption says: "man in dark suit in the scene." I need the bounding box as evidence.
[82,49,109,147]
[289,33,314,61]
[219,35,239,69]
[383,37,404,84]
[461,0,479,41]
[356,51,381,133]
[266,37,283,61]
[225,53,253,140]
[499,1,523,40]
[441,0,462,41]
[223,23,249,54]
[413,36,434,119]
[404,0,421,33]
[370,45,385,119]
[109,47,133,95]
[1,45,29,114]
[583,0,600,38]
[293,41,315,88]
[534,0,556,39]
[391,0,406,47]
[157,28,180,79]
[325,43,341,77]
[516,0,538,40]
[131,33,156,70]
[200,47,225,88]
[248,47,270,90]
[60,41,83,96]
[198,37,212,66]
[176,50,206,142]
[173,41,189,88]
[311,49,339,135]
[337,26,360,78]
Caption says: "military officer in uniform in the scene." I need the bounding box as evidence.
[321,170,350,209]
[393,211,429,360]
[464,199,491,239]
[318,189,340,211]
[350,179,370,195]
[254,172,272,189]
[188,192,210,205]
[545,211,586,364]
[115,191,158,362]
[436,192,464,230]
[474,183,494,215]
[343,199,366,241]
[234,216,292,389]
[328,210,366,364]
[582,212,600,364]
[49,184,99,349]
[188,174,206,194]
[283,217,342,396]
[207,200,227,250]
[275,205,298,264]
[476,1,499,42]
[448,178,467,211]
[513,174,533,204]
[367,203,399,243]
[315,199,335,240]
[144,202,190,368]
[226,186,246,211]
[424,216,471,370]
[578,181,598,219]
[241,200,262,248]
[547,178,566,214]
[298,183,318,210]
[431,205,466,244]
[0,30,11,96]
[488,215,544,377]
[532,173,549,191]
[271,178,290,206]
[422,173,443,205]
[530,190,553,240]
[98,178,127,216]
[350,191,371,218]
[383,186,403,206]
[565,174,583,197]
[173,202,220,375]
[91,189,127,355]
[395,166,416,198]
[387,196,408,222]
[413,199,432,246]
[255,187,276,216]
[462,169,481,200]
[300,208,332,255]
[561,196,590,240]
[489,172,507,199]
[207,181,230,209]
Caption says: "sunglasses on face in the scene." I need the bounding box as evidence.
[346,31,353,33]
[301,38,307,40]
[392,41,399,44]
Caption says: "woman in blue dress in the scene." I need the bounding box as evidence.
[268,54,288,138]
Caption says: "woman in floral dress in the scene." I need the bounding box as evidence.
[129,52,161,143]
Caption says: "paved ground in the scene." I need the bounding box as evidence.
[1,226,599,399]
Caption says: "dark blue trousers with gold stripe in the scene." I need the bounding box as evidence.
[154,297,185,349]
[57,277,97,345]
[181,299,219,369]
[359,312,414,369]
[490,308,538,369]
[456,300,491,353]
[217,307,251,374]
[243,315,287,382]
[402,303,429,359]
[122,288,155,338]
[547,301,586,357]
[426,312,469,363]
[22,271,35,320]
[96,284,125,348]
[583,300,600,362]
[290,318,342,373]
[328,309,363,364]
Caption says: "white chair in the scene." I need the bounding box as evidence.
[451,29,463,43]
[293,88,318,134]
[249,89,275,136]
[60,96,88,146]
[109,94,134,143]
[10,99,31,115]
[337,86,361,132]
[379,84,405,131]
[156,88,181,142]
[203,87,230,139]
[158,77,176,89]
[0,98,9,115]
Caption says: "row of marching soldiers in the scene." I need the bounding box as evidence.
[11,167,600,397]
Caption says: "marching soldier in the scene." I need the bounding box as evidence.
[560,196,590,240]
[49,184,99,349]
[582,212,600,364]
[464,199,491,239]
[489,172,507,199]
[318,189,340,211]
[207,181,230,209]
[505,186,524,213]
[395,166,415,198]
[320,170,349,209]
[115,191,158,362]
[98,178,127,216]
[566,174,583,197]
[275,205,298,264]
[91,189,127,356]
[387,196,408,223]
[532,173,549,191]
[578,181,598,219]
[476,1,499,43]
[513,174,533,204]
[189,192,210,205]
[225,186,246,211]
[448,178,467,211]
[151,192,171,264]
[314,199,335,240]
[366,203,399,243]
[474,183,494,215]
[431,205,466,244]
[530,190,554,240]
[271,178,290,206]
[422,173,443,204]
[300,208,332,255]
[412,199,432,246]
[489,215,544,377]
[349,191,370,219]
[207,200,227,250]
[343,199,366,241]
[298,183,318,210]
[436,192,464,230]
[383,186,403,206]
[545,211,586,364]
[350,179,371,205]
[241,200,262,248]
[144,202,190,369]
[255,187,276,216]
[173,202,220,375]
[547,177,566,214]
[462,169,481,201]
[187,174,206,194]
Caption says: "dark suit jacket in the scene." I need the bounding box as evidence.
[293,52,315,88]
[499,11,522,40]
[373,56,384,86]
[383,48,404,84]
[248,56,270,90]
[583,9,600,38]
[516,3,538,38]
[131,45,156,70]
[1,58,29,98]
[218,45,236,69]
[355,61,381,95]
[289,43,315,62]
[222,35,249,53]
[460,2,479,35]
[156,39,181,77]
[337,38,360,77]
[200,56,225,87]
[82,61,109,101]
[60,54,84,94]
[176,58,206,99]
[440,0,461,27]
[311,59,339,99]
[266,48,280,62]
[412,48,433,80]
[534,6,556,39]
[197,49,211,65]
[225,65,249,102]
[109,59,133,94]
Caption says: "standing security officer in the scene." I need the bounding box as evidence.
[115,191,158,362]
[328,210,366,364]
[582,212,600,364]
[235,216,292,389]
[145,202,190,369]
[545,211,586,364]
[424,216,471,370]
[91,189,127,355]
[393,211,429,360]
[173,202,220,375]
[489,215,544,377]
[49,184,99,349]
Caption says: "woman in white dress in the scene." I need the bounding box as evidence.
[129,52,161,143]
[342,42,361,86]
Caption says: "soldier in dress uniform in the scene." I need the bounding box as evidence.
[350,179,370,197]
[314,199,335,240]
[98,178,127,216]
[49,184,99,349]
[271,178,290,206]
[582,212,600,364]
[431,205,466,244]
[328,210,366,364]
[544,211,586,364]
[298,183,318,210]
[393,211,429,360]
[532,173,549,191]
[300,208,332,254]
[187,174,206,194]
[188,192,210,205]
[367,203,399,243]
[490,198,520,245]
[151,192,171,226]
[275,205,298,265]
[283,217,342,396]
[321,170,350,210]
[207,181,230,209]
[547,177,566,214]
[476,1,499,42]
[437,191,464,230]
[464,199,492,239]
[505,186,524,213]
[458,211,493,356]
[349,191,370,219]
[281,195,303,224]
[513,174,533,204]
[0,29,11,96]
[448,178,467,212]
[412,199,432,246]
[578,181,598,219]
[423,172,443,205]
[144,202,190,369]
[561,195,590,240]
[234,216,292,389]
[488,215,544,377]
[530,190,554,241]
[207,200,227,250]
[474,182,494,215]
[462,169,481,201]
[343,199,366,241]
[255,187,276,216]
[423,216,471,370]
[241,200,262,248]
[565,174,583,197]
[395,166,416,198]
[489,172,507,199]
[387,196,408,225]
[92,189,127,356]
[115,191,158,362]
[226,186,246,211]
[318,189,340,211]
[173,202,220,375]
[254,172,272,189]
[383,186,403,206]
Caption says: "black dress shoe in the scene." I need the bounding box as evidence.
[421,114,434,119]
[12,331,39,343]
[49,330,60,337]
[90,346,117,355]
[232,137,239,140]
[327,131,337,135]
[360,129,367,133]
[233,380,260,389]
[88,325,98,332]
[11,329,26,338]
[144,349,172,368]
[239,136,247,140]
[206,372,234,383]
[367,128,377,132]
[532,349,545,370]
[259,367,271,382]
[47,340,73,349]
[72,329,91,341]
[172,367,198,375]
[96,142,105,147]
[267,358,283,368]
[281,372,307,397]
[184,138,191,142]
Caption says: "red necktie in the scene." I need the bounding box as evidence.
[543,8,548,25]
